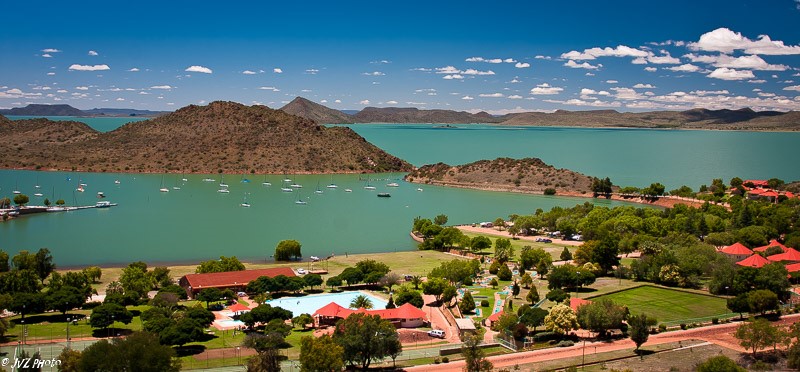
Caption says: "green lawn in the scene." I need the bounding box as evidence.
[462,232,572,261]
[590,285,730,324]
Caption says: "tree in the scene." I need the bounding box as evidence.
[304,273,323,289]
[13,194,29,206]
[520,272,533,288]
[79,331,180,372]
[274,240,302,261]
[196,287,223,309]
[332,313,402,370]
[0,197,10,209]
[526,286,540,304]
[292,313,314,329]
[576,299,627,337]
[459,291,476,314]
[379,272,402,291]
[43,198,51,207]
[148,266,172,289]
[512,281,520,298]
[33,248,55,284]
[492,313,519,333]
[696,355,746,372]
[560,247,572,261]
[0,316,12,338]
[56,347,82,372]
[497,264,512,281]
[350,294,374,309]
[747,289,779,315]
[239,304,292,330]
[159,318,204,347]
[393,288,424,308]
[325,276,342,289]
[462,334,493,372]
[727,294,750,319]
[434,214,449,226]
[9,292,47,318]
[470,236,492,253]
[300,334,344,372]
[46,286,87,315]
[520,246,551,270]
[422,277,449,303]
[518,306,547,332]
[629,313,651,352]
[55,199,65,206]
[735,318,782,358]
[494,238,513,263]
[544,303,578,335]
[339,267,364,286]
[89,303,133,329]
[442,285,458,307]
[489,278,498,289]
[82,266,102,283]
[0,249,9,272]
[195,256,245,273]
[410,275,422,290]
[119,262,151,299]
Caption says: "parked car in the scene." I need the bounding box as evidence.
[535,237,553,243]
[297,268,307,274]
[237,292,247,297]
[427,330,445,338]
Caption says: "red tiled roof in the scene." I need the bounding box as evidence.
[767,248,800,262]
[745,180,769,187]
[761,190,779,198]
[570,297,592,312]
[312,302,426,321]
[486,311,504,322]
[720,242,753,256]
[228,303,251,312]
[736,254,770,268]
[785,263,800,274]
[182,267,296,289]
[753,239,788,253]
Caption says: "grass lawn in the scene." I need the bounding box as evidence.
[462,232,571,262]
[590,285,730,324]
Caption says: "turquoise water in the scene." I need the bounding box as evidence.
[6,116,148,132]
[264,291,388,316]
[0,170,631,266]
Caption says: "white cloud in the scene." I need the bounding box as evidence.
[515,62,530,68]
[707,67,755,80]
[334,99,342,103]
[564,60,602,69]
[150,85,173,90]
[504,58,517,63]
[185,65,213,74]
[47,72,56,76]
[666,64,701,72]
[690,90,729,95]
[611,87,645,100]
[88,50,98,56]
[748,79,767,84]
[486,59,503,63]
[530,83,563,95]
[509,78,521,83]
[644,67,658,72]
[305,69,319,74]
[443,74,464,80]
[508,95,523,99]
[688,27,800,55]
[116,98,125,101]
[359,100,370,105]
[386,100,398,104]
[69,64,110,71]
[684,53,788,71]
[632,83,656,89]
[128,68,140,72]
[258,86,280,91]
[42,48,61,53]
[534,55,552,60]
[479,93,504,98]
[139,91,150,95]
[42,54,52,58]
[436,66,461,74]
[242,70,257,75]
[543,98,622,108]
[273,68,283,74]
[461,95,474,100]
[784,85,800,91]
[585,72,595,76]
[75,86,89,90]
[560,45,648,60]
[371,60,391,64]
[606,80,618,84]
[462,69,495,75]
[320,99,328,103]
[56,89,67,93]
[362,71,385,76]
[411,67,432,72]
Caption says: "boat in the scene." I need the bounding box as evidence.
[97,192,105,198]
[377,193,391,197]
[159,176,169,192]
[76,185,85,193]
[314,182,323,194]
[202,178,215,182]
[217,187,230,193]
[172,186,181,190]
[262,175,272,186]
[290,183,303,188]
[417,188,424,192]
[34,193,44,197]
[387,182,400,187]
[95,201,117,208]
[281,187,293,192]
[364,177,376,190]
[114,180,121,185]
[12,190,21,194]
[326,175,338,189]
[240,193,251,207]
[219,175,228,188]
[344,188,353,192]
[295,194,307,205]
[47,206,66,212]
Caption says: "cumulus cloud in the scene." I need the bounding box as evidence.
[784,85,800,91]
[47,72,56,76]
[334,99,342,103]
[305,69,319,74]
[386,100,398,104]
[272,68,283,74]
[684,53,787,71]
[362,71,385,76]
[707,67,755,80]
[606,80,618,84]
[508,95,523,99]
[461,95,474,100]
[242,70,257,75]
[564,60,602,69]
[644,67,658,72]
[543,98,622,108]
[185,65,212,74]
[560,45,648,60]
[534,55,552,60]
[688,27,800,55]
[515,62,530,68]
[42,54,53,58]
[436,66,461,74]
[530,83,563,95]
[667,64,701,72]
[42,48,61,53]
[359,100,370,105]
[479,93,504,98]
[644,51,681,64]
[443,74,464,80]
[150,85,173,89]
[611,87,645,100]
[75,86,89,91]
[633,83,656,89]
[748,79,767,84]
[88,50,98,56]
[69,64,110,71]
[371,60,391,64]
[462,69,495,75]
[128,68,140,72]
[258,86,280,91]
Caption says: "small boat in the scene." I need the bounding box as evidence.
[97,192,105,198]
[114,180,121,185]
[326,175,338,189]
[13,190,21,194]
[262,175,272,186]
[290,183,303,188]
[80,183,88,187]
[76,186,85,193]
[281,187,293,192]
[95,201,116,208]
[377,193,391,197]
[241,193,251,207]
[218,188,230,193]
[417,188,423,192]
[159,176,169,192]
[314,182,323,194]
[386,183,400,187]
[344,188,353,192]
[182,178,188,182]
[172,186,181,190]
[202,178,215,182]
[364,177,376,190]
[295,199,307,205]
[219,175,228,188]
[34,192,44,197]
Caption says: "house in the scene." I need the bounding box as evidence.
[483,311,505,328]
[744,180,769,188]
[454,318,477,339]
[719,243,753,261]
[736,254,770,268]
[226,303,251,316]
[312,302,427,328]
[753,239,789,254]
[767,248,800,263]
[179,267,296,299]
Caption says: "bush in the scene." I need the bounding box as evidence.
[658,324,667,332]
[82,301,102,310]
[556,340,574,347]
[750,361,773,371]
[533,331,559,342]
[442,357,449,363]
[711,317,719,324]
[544,188,556,195]
[480,300,490,307]
[680,323,687,330]
[433,357,441,364]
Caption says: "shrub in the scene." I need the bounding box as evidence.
[533,331,559,342]
[544,188,556,195]
[711,317,719,325]
[442,357,449,363]
[433,357,441,364]
[556,340,574,347]
[680,323,687,330]
[481,300,490,307]
[658,324,667,332]
[750,361,772,371]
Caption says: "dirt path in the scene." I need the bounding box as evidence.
[456,225,583,246]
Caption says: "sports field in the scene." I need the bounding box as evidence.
[591,285,730,324]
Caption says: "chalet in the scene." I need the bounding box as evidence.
[179,267,296,299]
[312,302,427,328]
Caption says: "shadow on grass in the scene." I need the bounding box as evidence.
[90,327,134,338]
[12,313,87,324]
[175,345,206,357]
[635,349,656,356]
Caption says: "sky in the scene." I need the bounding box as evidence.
[1,0,800,114]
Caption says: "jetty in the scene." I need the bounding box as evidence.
[1,202,118,218]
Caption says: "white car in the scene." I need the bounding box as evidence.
[297,268,307,274]
[427,330,445,338]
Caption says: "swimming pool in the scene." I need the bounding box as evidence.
[217,319,245,328]
[264,291,388,316]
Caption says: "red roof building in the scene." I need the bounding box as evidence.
[767,248,800,263]
[785,263,800,276]
[720,243,753,256]
[744,180,769,188]
[753,239,789,253]
[483,310,505,328]
[179,267,296,298]
[569,298,593,312]
[312,302,427,328]
[736,254,770,268]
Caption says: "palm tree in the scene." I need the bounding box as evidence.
[350,294,373,309]
[411,275,422,290]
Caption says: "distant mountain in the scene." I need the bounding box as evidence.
[83,108,170,117]
[279,97,354,124]
[0,104,85,116]
[0,102,412,173]
[340,109,360,115]
[405,157,598,194]
[353,107,503,124]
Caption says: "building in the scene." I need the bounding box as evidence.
[179,267,296,299]
[719,243,753,262]
[753,239,789,253]
[767,248,800,263]
[312,302,427,328]
[736,254,770,268]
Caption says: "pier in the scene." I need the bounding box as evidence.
[0,202,117,218]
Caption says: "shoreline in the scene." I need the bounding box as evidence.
[332,122,800,133]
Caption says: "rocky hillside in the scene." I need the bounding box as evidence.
[404,157,597,194]
[353,107,503,124]
[0,102,412,173]
[280,97,354,124]
[0,104,86,116]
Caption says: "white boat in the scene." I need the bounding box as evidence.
[364,177,376,190]
[295,199,307,205]
[159,176,169,192]
[80,183,88,187]
[95,201,116,208]
[114,180,121,185]
[326,184,338,189]
[218,188,230,193]
[202,178,215,182]
[290,183,303,188]
[344,188,353,192]
[241,193,251,207]
[262,175,271,186]
[13,190,21,194]
[181,177,188,182]
[96,192,105,198]
[34,193,44,197]
[387,182,400,187]
[417,188,424,192]
[219,183,229,187]
[172,186,181,190]
[281,187,293,192]
[314,182,323,194]
[76,186,85,193]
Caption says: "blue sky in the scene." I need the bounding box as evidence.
[1,1,800,113]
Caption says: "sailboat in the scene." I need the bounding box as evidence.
[326,175,338,189]
[315,182,323,194]
[280,178,293,192]
[283,172,292,183]
[172,176,181,190]
[364,176,376,190]
[240,193,251,207]
[114,179,121,185]
[181,173,188,182]
[34,177,41,189]
[76,179,85,193]
[219,175,229,188]
[295,193,307,205]
[262,174,272,186]
[159,176,170,193]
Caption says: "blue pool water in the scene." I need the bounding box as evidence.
[264,291,388,316]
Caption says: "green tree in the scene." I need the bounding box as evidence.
[0,316,12,338]
[696,355,746,372]
[546,289,569,302]
[442,285,458,307]
[196,287,223,309]
[339,267,363,286]
[159,318,204,347]
[304,273,323,289]
[520,246,552,271]
[9,292,47,318]
[300,334,344,372]
[747,289,779,315]
[43,198,51,207]
[628,313,651,352]
[325,276,342,289]
[274,240,302,261]
[520,272,533,288]
[410,275,422,290]
[727,293,750,319]
[119,262,151,299]
[13,194,29,206]
[292,313,314,329]
[79,331,180,372]
[379,272,403,291]
[350,294,374,309]
[494,217,506,230]
[393,287,424,308]
[422,277,449,303]
[576,299,627,337]
[195,256,245,273]
[489,278,498,289]
[82,266,102,283]
[518,306,547,332]
[494,238,513,263]
[332,313,402,370]
[512,281,520,298]
[560,247,572,261]
[497,264,513,281]
[492,313,519,333]
[89,303,133,329]
[434,214,449,226]
[46,286,87,315]
[470,236,492,253]
[526,286,540,304]
[735,318,782,358]
[459,291,476,314]
[33,248,55,284]
[56,347,82,372]
[544,303,578,335]
[462,334,493,372]
[0,249,9,272]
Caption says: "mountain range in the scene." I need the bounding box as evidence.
[0,104,167,117]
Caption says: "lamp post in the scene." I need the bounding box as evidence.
[66,316,71,349]
[236,346,241,365]
[582,336,587,368]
